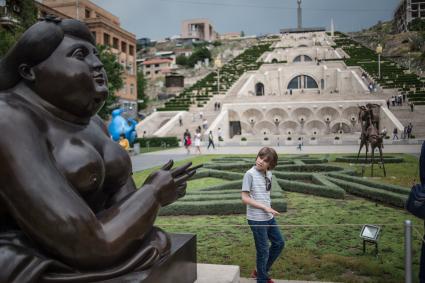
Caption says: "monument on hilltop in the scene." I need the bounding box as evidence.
[297,0,302,29]
[280,0,325,33]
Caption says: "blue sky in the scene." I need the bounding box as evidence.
[92,0,400,40]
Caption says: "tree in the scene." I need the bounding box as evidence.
[0,28,18,57]
[96,45,124,119]
[240,30,245,37]
[176,54,188,66]
[0,0,37,57]
[409,18,425,32]
[187,47,212,67]
[137,71,148,110]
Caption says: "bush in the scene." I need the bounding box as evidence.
[327,173,410,195]
[287,137,292,141]
[205,168,245,180]
[264,137,269,141]
[334,156,404,163]
[277,178,345,199]
[241,137,247,141]
[176,54,188,66]
[325,176,407,208]
[135,137,179,147]
[159,199,287,215]
[334,136,340,140]
[188,47,212,67]
[159,175,287,215]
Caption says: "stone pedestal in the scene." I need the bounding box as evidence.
[104,233,197,283]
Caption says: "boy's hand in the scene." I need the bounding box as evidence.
[264,207,280,216]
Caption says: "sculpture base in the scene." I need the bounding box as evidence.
[103,233,197,283]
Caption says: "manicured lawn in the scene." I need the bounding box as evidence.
[133,154,424,283]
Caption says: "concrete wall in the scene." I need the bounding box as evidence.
[207,100,401,139]
[236,62,369,97]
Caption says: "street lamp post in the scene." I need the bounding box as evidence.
[376,44,383,79]
[214,56,222,94]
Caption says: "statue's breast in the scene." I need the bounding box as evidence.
[102,138,132,189]
[53,136,105,195]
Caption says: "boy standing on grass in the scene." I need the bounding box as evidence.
[241,147,285,283]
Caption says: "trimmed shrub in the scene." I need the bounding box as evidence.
[325,176,407,208]
[327,173,410,196]
[136,137,179,147]
[276,178,345,199]
[335,156,404,163]
[275,164,345,173]
[159,199,287,216]
[207,169,244,180]
[204,163,252,172]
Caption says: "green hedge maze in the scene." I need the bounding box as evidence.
[159,156,409,216]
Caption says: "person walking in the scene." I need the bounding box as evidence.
[207,130,215,149]
[202,118,208,130]
[297,137,303,151]
[392,127,399,140]
[194,129,202,154]
[183,129,191,154]
[218,128,223,146]
[411,102,415,112]
[241,147,284,283]
[408,123,413,139]
[179,116,183,127]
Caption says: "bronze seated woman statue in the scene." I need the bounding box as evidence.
[0,17,197,282]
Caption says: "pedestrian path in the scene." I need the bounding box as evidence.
[130,144,422,172]
[140,144,422,155]
[240,279,337,283]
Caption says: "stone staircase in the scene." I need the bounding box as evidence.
[389,105,425,138]
[160,95,227,139]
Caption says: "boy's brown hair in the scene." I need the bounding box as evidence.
[256,147,278,170]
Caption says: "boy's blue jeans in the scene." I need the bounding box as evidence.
[248,217,285,283]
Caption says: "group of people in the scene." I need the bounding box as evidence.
[214,101,221,111]
[361,72,377,93]
[387,94,405,108]
[183,128,223,155]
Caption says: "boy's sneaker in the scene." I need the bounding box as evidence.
[251,270,275,283]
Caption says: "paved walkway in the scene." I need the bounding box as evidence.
[131,144,422,171]
[240,279,337,283]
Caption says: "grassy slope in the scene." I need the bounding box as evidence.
[133,154,423,283]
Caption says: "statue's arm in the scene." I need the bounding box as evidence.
[0,110,168,269]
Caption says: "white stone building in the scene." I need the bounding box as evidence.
[137,32,404,144]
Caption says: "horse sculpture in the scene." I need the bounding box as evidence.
[357,104,386,176]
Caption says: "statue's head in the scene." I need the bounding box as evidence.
[0,16,109,118]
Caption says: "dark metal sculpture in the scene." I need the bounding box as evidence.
[356,103,386,176]
[0,17,199,282]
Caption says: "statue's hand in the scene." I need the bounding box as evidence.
[143,160,201,206]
